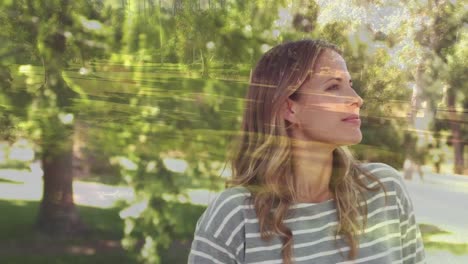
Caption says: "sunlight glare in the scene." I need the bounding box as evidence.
[206,41,215,50]
[58,113,74,125]
[79,67,90,75]
[186,188,219,206]
[218,166,232,178]
[80,17,102,30]
[163,158,188,173]
[277,7,293,28]
[120,199,148,219]
[114,157,138,171]
[9,147,34,162]
[18,64,32,74]
[261,44,271,53]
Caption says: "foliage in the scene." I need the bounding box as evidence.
[1,0,466,262]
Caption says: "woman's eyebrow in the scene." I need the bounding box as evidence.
[322,77,353,85]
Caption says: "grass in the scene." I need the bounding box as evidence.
[3,164,465,262]
[0,178,21,184]
[0,160,30,170]
[0,162,208,264]
[78,173,124,186]
[0,200,39,242]
[420,223,468,255]
[2,189,468,263]
[423,241,468,255]
[0,199,138,263]
[2,253,135,264]
[0,199,125,241]
[0,197,206,264]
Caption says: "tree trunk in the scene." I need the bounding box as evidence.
[200,48,209,78]
[404,63,425,180]
[73,120,90,179]
[450,124,464,174]
[36,68,86,236]
[158,0,164,63]
[31,0,87,237]
[447,86,464,174]
[36,126,87,236]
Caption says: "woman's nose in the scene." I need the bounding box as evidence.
[346,88,364,108]
[354,94,364,108]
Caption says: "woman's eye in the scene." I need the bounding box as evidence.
[326,84,339,91]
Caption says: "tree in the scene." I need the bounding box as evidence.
[351,0,467,175]
[0,0,115,235]
[409,0,467,174]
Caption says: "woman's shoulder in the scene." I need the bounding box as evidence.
[219,185,252,199]
[358,162,413,209]
[190,186,250,263]
[210,186,252,210]
[195,186,251,237]
[359,162,404,184]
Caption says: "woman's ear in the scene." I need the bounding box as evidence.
[283,98,299,124]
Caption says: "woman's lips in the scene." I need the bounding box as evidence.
[342,118,361,125]
[342,115,361,125]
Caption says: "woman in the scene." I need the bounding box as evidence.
[188,39,425,264]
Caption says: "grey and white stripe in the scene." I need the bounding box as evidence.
[188,163,426,264]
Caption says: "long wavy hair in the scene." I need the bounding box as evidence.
[226,39,388,263]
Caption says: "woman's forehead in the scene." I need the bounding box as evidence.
[313,67,351,80]
[311,51,350,80]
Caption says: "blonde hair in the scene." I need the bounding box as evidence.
[226,39,388,263]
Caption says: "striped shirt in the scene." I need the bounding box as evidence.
[188,163,426,263]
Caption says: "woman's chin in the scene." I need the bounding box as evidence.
[337,134,362,146]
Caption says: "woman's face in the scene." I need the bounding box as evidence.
[284,49,363,146]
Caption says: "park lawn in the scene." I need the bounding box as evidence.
[1,254,135,264]
[419,223,468,255]
[2,177,468,262]
[0,199,138,263]
[0,198,205,264]
[0,178,22,184]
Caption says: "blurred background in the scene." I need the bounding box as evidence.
[0,0,466,263]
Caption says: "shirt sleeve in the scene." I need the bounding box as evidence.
[187,188,247,263]
[389,165,426,263]
[188,229,240,264]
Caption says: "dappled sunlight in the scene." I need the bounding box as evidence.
[67,245,96,256]
[119,200,148,219]
[0,184,41,201]
[218,166,232,179]
[186,188,220,206]
[73,181,135,209]
[426,232,468,245]
[11,200,29,207]
[29,161,44,179]
[79,17,102,31]
[8,148,34,162]
[0,168,136,209]
[0,139,35,163]
[162,158,188,173]
[0,168,223,210]
[58,113,74,125]
[0,175,42,201]
[1,0,466,263]
[111,157,138,171]
[0,169,37,183]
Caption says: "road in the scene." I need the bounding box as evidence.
[403,171,468,264]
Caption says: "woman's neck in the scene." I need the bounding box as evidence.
[291,141,335,203]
